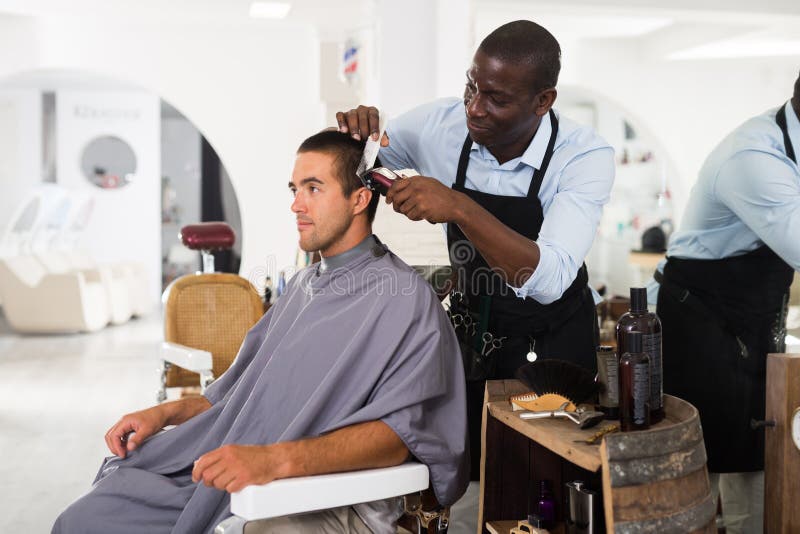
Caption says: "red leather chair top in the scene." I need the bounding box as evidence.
[180,222,236,251]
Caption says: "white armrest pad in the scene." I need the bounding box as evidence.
[786,334,800,354]
[231,463,429,521]
[160,342,213,372]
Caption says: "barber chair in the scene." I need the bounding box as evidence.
[58,193,151,317]
[214,462,450,534]
[25,188,133,325]
[0,253,110,333]
[157,222,263,402]
[0,189,111,333]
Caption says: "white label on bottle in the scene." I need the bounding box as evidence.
[633,361,650,424]
[643,332,662,410]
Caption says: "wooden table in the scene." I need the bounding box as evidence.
[479,380,715,534]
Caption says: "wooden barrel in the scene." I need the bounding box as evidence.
[600,394,716,534]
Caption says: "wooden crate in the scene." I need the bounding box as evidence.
[480,380,715,534]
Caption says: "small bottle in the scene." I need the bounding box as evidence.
[537,480,556,528]
[620,331,651,431]
[526,514,551,534]
[276,270,286,298]
[616,287,664,423]
[263,276,273,305]
[596,346,619,419]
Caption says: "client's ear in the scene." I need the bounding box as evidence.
[352,187,373,216]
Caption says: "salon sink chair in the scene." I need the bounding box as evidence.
[214,462,450,534]
[158,222,263,402]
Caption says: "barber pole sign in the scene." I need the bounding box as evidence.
[341,38,359,85]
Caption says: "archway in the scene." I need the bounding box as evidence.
[558,85,681,298]
[0,69,243,303]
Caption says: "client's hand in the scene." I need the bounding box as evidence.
[192,443,290,493]
[104,406,167,458]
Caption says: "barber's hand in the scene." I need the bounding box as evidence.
[104,406,167,458]
[385,175,461,224]
[192,444,289,493]
[335,105,390,145]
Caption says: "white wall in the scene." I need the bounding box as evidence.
[54,90,161,300]
[0,16,321,296]
[567,40,798,216]
[0,89,42,233]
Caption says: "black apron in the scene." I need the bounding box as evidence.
[447,110,599,479]
[656,103,796,473]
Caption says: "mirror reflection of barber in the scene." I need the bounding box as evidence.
[650,72,800,534]
[336,20,614,481]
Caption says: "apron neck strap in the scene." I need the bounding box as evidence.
[455,134,472,189]
[776,103,797,164]
[527,109,559,199]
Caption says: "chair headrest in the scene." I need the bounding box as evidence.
[180,222,236,251]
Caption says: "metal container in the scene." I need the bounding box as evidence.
[565,480,599,534]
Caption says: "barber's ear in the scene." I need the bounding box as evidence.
[534,88,557,117]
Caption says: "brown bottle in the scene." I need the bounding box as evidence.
[596,346,619,419]
[619,331,651,431]
[615,287,664,423]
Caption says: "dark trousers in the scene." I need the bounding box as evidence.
[657,285,769,473]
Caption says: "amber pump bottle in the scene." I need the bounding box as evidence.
[620,331,651,431]
[615,287,664,422]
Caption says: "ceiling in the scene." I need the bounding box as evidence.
[0,0,370,28]
[0,0,798,59]
[474,0,800,60]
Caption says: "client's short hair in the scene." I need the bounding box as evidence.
[297,130,380,222]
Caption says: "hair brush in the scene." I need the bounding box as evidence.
[513,359,599,412]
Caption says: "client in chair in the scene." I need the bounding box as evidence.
[53,130,470,534]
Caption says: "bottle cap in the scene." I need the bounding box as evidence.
[627,331,643,353]
[630,287,648,312]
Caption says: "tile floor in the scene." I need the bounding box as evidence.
[0,312,163,532]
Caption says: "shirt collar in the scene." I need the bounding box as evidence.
[470,111,552,170]
[318,234,383,273]
[785,101,800,161]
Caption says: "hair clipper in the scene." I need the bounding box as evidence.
[357,167,401,196]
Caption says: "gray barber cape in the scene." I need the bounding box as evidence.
[53,235,469,534]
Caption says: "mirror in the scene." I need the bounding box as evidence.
[80,135,137,189]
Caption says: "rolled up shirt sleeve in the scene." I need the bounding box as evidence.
[714,149,800,271]
[508,146,615,304]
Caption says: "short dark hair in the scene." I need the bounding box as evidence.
[478,20,561,93]
[297,130,380,222]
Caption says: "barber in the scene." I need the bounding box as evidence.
[652,72,800,534]
[337,20,614,483]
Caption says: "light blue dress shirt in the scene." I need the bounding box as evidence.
[380,97,615,305]
[649,102,800,302]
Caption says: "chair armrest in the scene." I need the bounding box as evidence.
[160,342,213,373]
[231,463,430,521]
[786,334,800,354]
